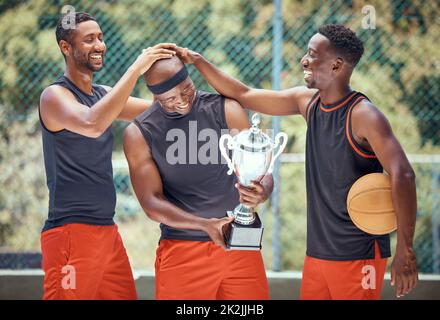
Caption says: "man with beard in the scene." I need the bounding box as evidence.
[39,12,176,299]
[175,24,418,300]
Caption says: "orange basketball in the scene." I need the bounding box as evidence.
[347,173,397,235]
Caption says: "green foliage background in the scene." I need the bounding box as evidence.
[0,0,439,272]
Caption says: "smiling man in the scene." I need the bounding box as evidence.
[39,12,176,299]
[176,24,418,300]
[123,56,273,299]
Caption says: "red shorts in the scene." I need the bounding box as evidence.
[40,223,137,300]
[300,241,388,300]
[155,240,269,300]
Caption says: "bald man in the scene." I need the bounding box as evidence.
[123,56,273,300]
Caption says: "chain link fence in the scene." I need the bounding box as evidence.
[0,0,439,273]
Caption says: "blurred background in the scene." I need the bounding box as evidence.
[0,0,439,288]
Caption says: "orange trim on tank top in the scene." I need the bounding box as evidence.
[345,96,377,159]
[319,91,357,112]
[306,94,320,121]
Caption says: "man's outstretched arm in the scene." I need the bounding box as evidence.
[123,123,233,248]
[176,47,316,119]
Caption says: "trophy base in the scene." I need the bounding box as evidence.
[227,204,256,225]
[224,212,263,251]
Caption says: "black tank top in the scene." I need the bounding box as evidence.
[134,91,239,242]
[39,75,116,232]
[305,91,391,260]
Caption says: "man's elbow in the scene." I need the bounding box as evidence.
[143,208,158,221]
[393,167,416,183]
[403,169,416,181]
[88,127,105,138]
[78,117,105,138]
[141,196,161,222]
[142,204,157,221]
[83,109,112,138]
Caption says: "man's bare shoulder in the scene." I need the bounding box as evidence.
[40,84,76,107]
[224,98,250,130]
[124,122,144,144]
[352,99,387,123]
[123,122,153,157]
[224,97,244,112]
[351,98,393,141]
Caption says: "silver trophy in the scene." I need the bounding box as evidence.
[219,113,288,250]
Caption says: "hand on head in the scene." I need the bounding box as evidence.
[174,46,200,64]
[132,43,177,75]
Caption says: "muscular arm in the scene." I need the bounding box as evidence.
[123,123,232,248]
[352,100,418,298]
[40,43,176,137]
[224,98,274,205]
[40,67,142,137]
[178,49,316,119]
[101,85,153,121]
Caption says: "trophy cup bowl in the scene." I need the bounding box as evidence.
[219,113,288,250]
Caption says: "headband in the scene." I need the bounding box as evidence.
[147,66,189,94]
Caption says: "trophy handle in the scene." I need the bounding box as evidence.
[267,132,288,174]
[219,134,235,175]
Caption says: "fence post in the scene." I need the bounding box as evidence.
[432,164,439,274]
[271,0,282,272]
